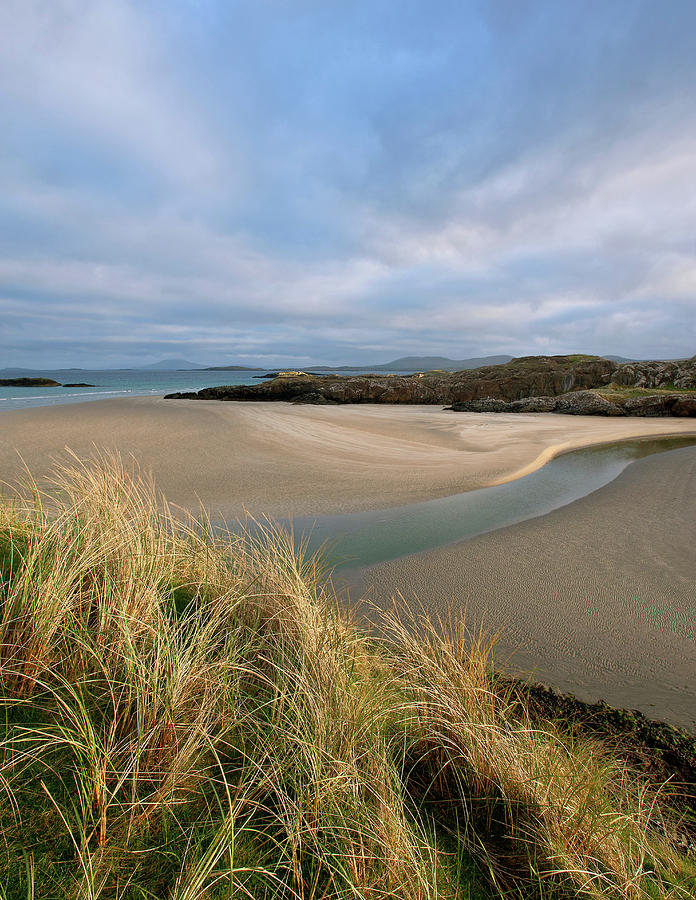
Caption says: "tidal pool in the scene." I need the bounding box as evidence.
[283,435,696,570]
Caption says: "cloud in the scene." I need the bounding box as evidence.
[1,0,695,366]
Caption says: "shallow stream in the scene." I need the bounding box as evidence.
[282,435,696,570]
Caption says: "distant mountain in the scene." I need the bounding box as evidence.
[141,358,205,370]
[204,364,264,371]
[376,355,514,371]
[294,355,516,373]
[601,355,636,363]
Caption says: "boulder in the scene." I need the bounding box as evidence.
[554,391,625,416]
[671,397,696,417]
[622,395,696,417]
[509,396,560,413]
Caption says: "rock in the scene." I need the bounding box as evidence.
[63,383,96,387]
[450,391,696,417]
[622,395,696,417]
[509,396,559,413]
[291,391,337,405]
[0,377,60,387]
[671,397,696,417]
[621,396,672,416]
[451,392,624,416]
[553,391,625,416]
[611,358,696,391]
[446,398,512,413]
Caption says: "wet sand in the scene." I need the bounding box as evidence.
[352,445,696,730]
[2,396,696,518]
[2,397,695,728]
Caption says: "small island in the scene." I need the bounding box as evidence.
[0,377,60,387]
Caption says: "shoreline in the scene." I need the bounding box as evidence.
[487,428,696,486]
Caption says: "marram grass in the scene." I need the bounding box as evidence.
[0,451,693,899]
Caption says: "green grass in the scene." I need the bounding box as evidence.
[0,451,694,899]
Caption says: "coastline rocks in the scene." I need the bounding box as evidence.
[163,355,696,417]
[447,396,560,413]
[449,391,696,417]
[449,391,625,416]
[611,358,696,391]
[622,395,696,417]
[165,355,617,406]
[555,392,626,416]
[291,391,338,405]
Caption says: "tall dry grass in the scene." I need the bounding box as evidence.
[0,451,693,899]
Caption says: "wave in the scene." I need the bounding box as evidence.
[5,389,133,401]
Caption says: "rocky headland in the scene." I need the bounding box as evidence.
[165,354,696,416]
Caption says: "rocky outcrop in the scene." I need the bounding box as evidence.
[164,354,696,416]
[165,355,617,405]
[0,377,60,387]
[611,358,696,391]
[450,391,696,417]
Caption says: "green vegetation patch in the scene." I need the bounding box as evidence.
[598,383,696,400]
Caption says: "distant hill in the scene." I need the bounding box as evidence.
[204,364,264,371]
[299,355,516,372]
[141,358,205,370]
[376,355,514,371]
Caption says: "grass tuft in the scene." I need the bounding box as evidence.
[0,451,693,898]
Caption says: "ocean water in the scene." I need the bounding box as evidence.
[0,368,414,412]
[0,369,266,411]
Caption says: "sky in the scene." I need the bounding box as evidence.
[1,0,695,368]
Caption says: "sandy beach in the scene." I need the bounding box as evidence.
[2,396,695,728]
[352,444,696,730]
[2,396,696,518]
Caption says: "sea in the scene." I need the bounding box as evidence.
[0,368,412,412]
